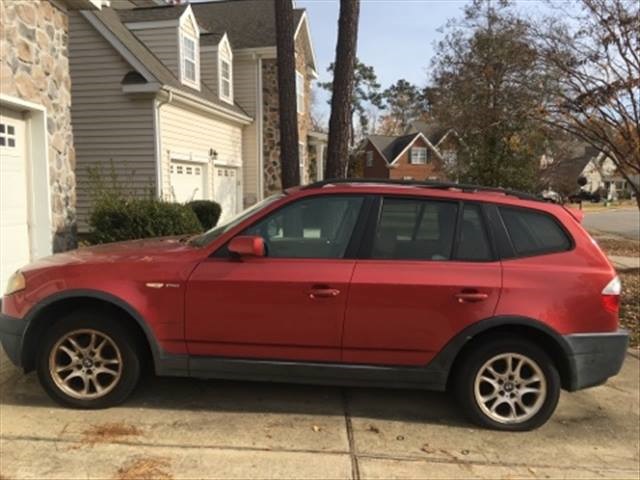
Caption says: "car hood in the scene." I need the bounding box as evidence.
[21,236,198,272]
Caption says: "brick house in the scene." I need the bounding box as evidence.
[362,121,456,181]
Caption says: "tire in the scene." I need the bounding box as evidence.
[36,309,141,409]
[454,337,561,431]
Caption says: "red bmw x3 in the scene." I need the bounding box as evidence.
[0,180,628,430]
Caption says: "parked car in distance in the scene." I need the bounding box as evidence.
[0,179,628,431]
[569,190,602,204]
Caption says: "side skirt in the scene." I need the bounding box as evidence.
[188,357,449,391]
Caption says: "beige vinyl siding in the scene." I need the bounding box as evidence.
[181,13,197,38]
[201,48,218,96]
[234,57,259,205]
[132,26,180,79]
[159,103,243,202]
[69,12,155,231]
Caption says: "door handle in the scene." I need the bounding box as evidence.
[309,287,341,299]
[455,291,489,303]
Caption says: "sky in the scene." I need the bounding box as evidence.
[296,0,557,120]
[190,0,559,120]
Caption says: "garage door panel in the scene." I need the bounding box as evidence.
[0,109,30,290]
[170,160,206,203]
[214,166,238,224]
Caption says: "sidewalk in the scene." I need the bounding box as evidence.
[610,255,640,270]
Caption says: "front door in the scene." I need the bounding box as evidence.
[185,194,366,362]
[342,197,502,366]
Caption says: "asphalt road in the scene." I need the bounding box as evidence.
[583,208,640,239]
[1,348,638,479]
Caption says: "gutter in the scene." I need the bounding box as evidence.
[163,86,252,125]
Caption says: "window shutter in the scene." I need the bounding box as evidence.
[408,147,413,163]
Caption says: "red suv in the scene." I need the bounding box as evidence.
[0,180,628,430]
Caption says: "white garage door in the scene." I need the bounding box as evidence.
[214,166,238,224]
[0,109,30,291]
[170,161,205,203]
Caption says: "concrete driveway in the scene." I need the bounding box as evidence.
[583,208,640,239]
[1,349,638,480]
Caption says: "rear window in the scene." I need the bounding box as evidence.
[499,207,571,257]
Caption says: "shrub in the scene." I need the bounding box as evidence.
[88,197,202,244]
[186,200,222,230]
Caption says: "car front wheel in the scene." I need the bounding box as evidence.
[37,310,141,408]
[455,338,561,431]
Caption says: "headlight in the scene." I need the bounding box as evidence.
[5,271,26,296]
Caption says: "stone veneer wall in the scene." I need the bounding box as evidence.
[262,37,312,196]
[0,0,76,251]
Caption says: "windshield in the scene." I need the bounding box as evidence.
[189,193,285,247]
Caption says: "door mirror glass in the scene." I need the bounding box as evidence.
[228,235,266,257]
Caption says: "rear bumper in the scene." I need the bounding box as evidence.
[564,330,629,391]
[0,312,26,368]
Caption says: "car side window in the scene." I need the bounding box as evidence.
[455,204,492,261]
[243,195,364,258]
[499,207,571,256]
[371,198,458,260]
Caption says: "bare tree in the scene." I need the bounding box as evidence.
[274,0,300,188]
[325,0,360,179]
[538,0,639,207]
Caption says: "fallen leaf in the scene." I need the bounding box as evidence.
[312,425,321,432]
[421,443,435,454]
[367,425,380,434]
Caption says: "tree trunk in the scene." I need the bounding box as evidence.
[325,0,360,179]
[274,0,300,189]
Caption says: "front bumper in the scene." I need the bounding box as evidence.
[564,330,629,391]
[0,311,26,368]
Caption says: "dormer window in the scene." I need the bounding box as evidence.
[181,32,199,88]
[220,58,232,102]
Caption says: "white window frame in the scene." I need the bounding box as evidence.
[296,71,305,114]
[366,151,374,168]
[410,147,428,165]
[219,57,233,103]
[180,31,199,89]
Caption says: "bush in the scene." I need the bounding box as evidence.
[186,200,222,230]
[88,197,202,244]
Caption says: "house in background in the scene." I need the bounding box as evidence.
[541,142,639,200]
[68,0,325,230]
[0,0,107,292]
[361,121,456,181]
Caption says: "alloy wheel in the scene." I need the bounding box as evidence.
[473,352,547,424]
[48,329,123,400]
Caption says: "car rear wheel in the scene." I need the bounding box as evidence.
[37,310,141,408]
[454,337,561,431]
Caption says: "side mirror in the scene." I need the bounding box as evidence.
[228,235,266,257]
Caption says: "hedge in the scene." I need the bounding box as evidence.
[88,197,202,244]
[186,200,222,230]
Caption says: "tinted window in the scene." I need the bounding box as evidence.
[371,198,458,260]
[455,204,492,261]
[243,196,364,258]
[500,207,571,256]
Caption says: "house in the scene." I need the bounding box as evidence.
[68,0,324,229]
[361,121,455,181]
[0,0,107,292]
[540,141,638,200]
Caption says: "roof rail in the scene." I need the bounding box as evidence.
[302,178,543,202]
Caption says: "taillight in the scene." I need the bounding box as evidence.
[601,276,621,314]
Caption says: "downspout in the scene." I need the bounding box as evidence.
[153,90,173,199]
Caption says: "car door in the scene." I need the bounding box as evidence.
[185,194,367,363]
[342,196,502,366]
